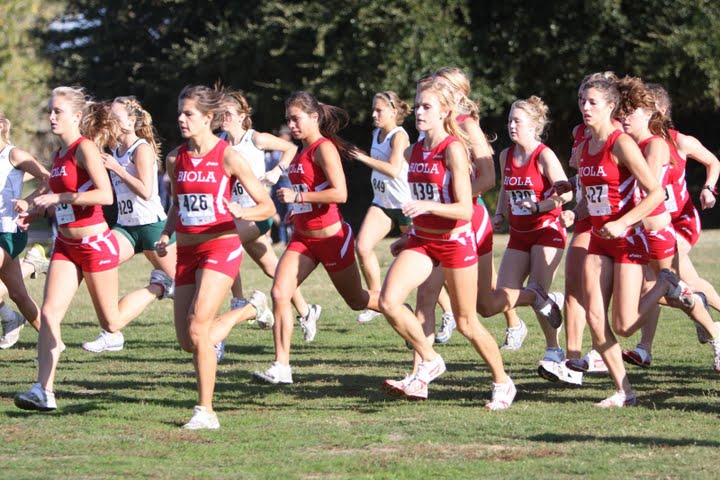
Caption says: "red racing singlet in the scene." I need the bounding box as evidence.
[287,137,342,231]
[407,135,469,231]
[174,139,235,234]
[665,129,690,218]
[48,137,106,228]
[578,130,635,230]
[635,135,669,217]
[503,144,560,231]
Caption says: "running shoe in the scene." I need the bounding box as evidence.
[248,290,274,330]
[215,340,225,362]
[526,282,563,329]
[82,330,125,353]
[381,374,414,398]
[435,312,456,344]
[0,310,26,349]
[14,383,57,411]
[149,269,175,300]
[622,344,652,368]
[182,406,220,430]
[658,269,695,309]
[356,308,381,323]
[297,304,321,342]
[709,322,720,373]
[485,378,517,411]
[695,292,710,344]
[538,361,583,385]
[23,244,49,278]
[500,319,528,351]
[593,390,638,408]
[584,349,608,373]
[252,361,293,384]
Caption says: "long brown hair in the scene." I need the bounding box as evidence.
[285,91,355,159]
[178,84,226,131]
[616,76,676,153]
[224,90,253,130]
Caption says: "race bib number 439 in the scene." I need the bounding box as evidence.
[410,182,439,202]
[179,193,216,226]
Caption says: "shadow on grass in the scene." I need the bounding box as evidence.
[4,401,108,417]
[528,433,720,448]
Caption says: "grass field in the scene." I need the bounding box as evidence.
[2,231,720,479]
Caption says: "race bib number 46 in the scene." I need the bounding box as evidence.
[179,193,216,226]
[509,189,536,215]
[586,184,611,216]
[231,180,257,208]
[410,182,439,202]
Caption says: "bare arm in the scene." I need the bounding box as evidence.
[9,148,50,208]
[603,134,663,237]
[677,132,720,209]
[256,131,298,186]
[353,130,409,178]
[529,147,572,212]
[223,147,276,221]
[103,143,156,200]
[463,119,495,195]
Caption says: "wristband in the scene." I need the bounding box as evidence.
[703,185,717,195]
[279,163,289,175]
[294,192,300,203]
[299,192,304,203]
[534,201,541,214]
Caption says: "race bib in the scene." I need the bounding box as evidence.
[178,193,216,226]
[586,184,611,216]
[290,184,312,214]
[231,180,257,208]
[664,185,678,214]
[116,193,135,222]
[55,203,76,225]
[509,189,536,215]
[409,182,439,202]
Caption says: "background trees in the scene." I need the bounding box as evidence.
[10,0,720,225]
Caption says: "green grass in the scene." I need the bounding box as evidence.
[2,231,720,479]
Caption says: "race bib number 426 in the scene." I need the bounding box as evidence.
[179,193,216,225]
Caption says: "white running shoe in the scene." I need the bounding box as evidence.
[23,244,50,278]
[215,340,225,362]
[356,308,381,323]
[584,349,608,373]
[593,390,638,408]
[538,361,583,385]
[527,282,563,329]
[435,312,456,344]
[0,310,26,349]
[82,330,125,353]
[540,347,565,364]
[381,374,414,398]
[500,319,528,351]
[252,361,293,384]
[14,383,57,411]
[659,269,695,309]
[298,304,321,342]
[485,378,517,411]
[182,406,220,430]
[248,290,274,330]
[709,322,720,373]
[230,297,248,310]
[400,355,446,398]
[149,269,175,300]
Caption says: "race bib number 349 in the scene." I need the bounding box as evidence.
[179,193,216,225]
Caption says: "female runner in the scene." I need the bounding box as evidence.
[380,79,515,410]
[156,85,275,429]
[81,96,176,353]
[253,91,380,385]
